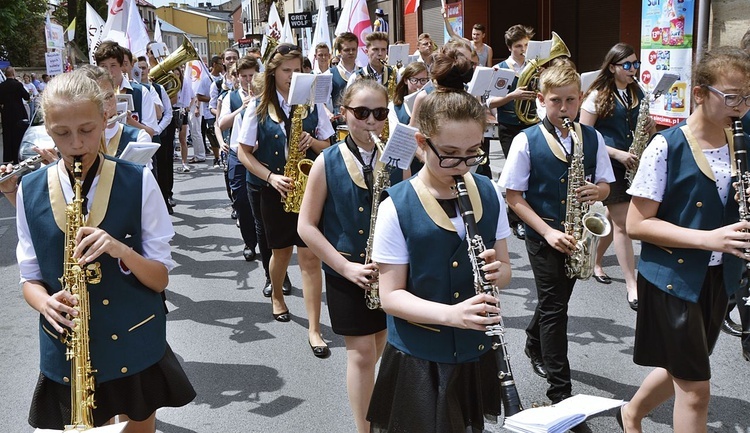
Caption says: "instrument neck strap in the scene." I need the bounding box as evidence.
[543,117,572,164]
[345,134,377,194]
[65,155,101,216]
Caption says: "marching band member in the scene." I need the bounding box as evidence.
[366,44,511,433]
[498,65,613,404]
[18,70,195,433]
[581,43,655,309]
[620,46,750,433]
[299,79,403,433]
[237,44,334,358]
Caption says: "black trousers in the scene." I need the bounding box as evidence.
[156,114,178,201]
[524,237,577,401]
[247,183,271,279]
[202,117,219,152]
[227,150,257,250]
[497,122,525,226]
[2,116,27,163]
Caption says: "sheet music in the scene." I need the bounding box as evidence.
[118,142,160,165]
[312,74,333,104]
[580,71,600,94]
[525,40,552,61]
[381,123,419,170]
[36,422,128,433]
[288,73,332,105]
[116,94,134,111]
[388,44,411,66]
[467,67,515,98]
[404,91,419,117]
[652,73,679,97]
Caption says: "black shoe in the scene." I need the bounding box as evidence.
[213,158,220,168]
[308,338,331,359]
[168,197,176,207]
[627,294,638,311]
[513,223,526,240]
[524,347,547,378]
[231,209,237,220]
[262,279,272,297]
[243,247,256,261]
[166,203,174,215]
[550,392,572,405]
[722,318,743,337]
[593,274,612,284]
[615,404,625,431]
[272,310,290,322]
[282,274,292,295]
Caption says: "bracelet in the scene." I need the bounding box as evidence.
[266,172,273,183]
[0,184,18,194]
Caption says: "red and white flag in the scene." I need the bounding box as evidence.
[333,0,372,67]
[260,2,284,56]
[404,0,421,15]
[101,0,129,48]
[187,59,212,96]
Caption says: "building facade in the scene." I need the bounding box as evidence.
[157,4,230,58]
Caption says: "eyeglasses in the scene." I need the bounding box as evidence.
[408,77,430,85]
[342,106,389,121]
[613,61,641,71]
[704,85,750,107]
[274,44,302,56]
[424,138,487,168]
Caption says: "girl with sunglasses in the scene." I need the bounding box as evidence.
[299,79,406,433]
[620,46,750,432]
[365,47,512,433]
[581,43,655,310]
[237,44,335,357]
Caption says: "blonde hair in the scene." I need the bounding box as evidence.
[539,65,581,94]
[257,46,302,122]
[41,70,106,121]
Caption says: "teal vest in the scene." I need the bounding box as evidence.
[523,123,599,242]
[123,83,143,123]
[330,66,351,111]
[593,86,645,169]
[246,104,320,187]
[227,89,246,142]
[742,111,750,132]
[21,157,167,385]
[115,124,142,157]
[393,103,410,125]
[321,142,403,277]
[386,174,500,364]
[638,123,745,302]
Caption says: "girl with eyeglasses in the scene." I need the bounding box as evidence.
[237,44,335,358]
[581,43,656,310]
[365,50,512,433]
[619,46,750,432]
[299,79,406,433]
[389,62,429,173]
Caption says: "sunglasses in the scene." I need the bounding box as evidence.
[274,44,302,56]
[342,106,389,121]
[613,61,641,71]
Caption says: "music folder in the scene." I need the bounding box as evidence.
[466,67,516,99]
[504,394,623,433]
[118,142,160,165]
[287,73,333,106]
[388,44,411,66]
[35,421,128,433]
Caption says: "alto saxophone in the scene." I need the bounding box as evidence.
[363,131,393,310]
[453,175,522,417]
[380,59,396,142]
[61,156,102,432]
[625,88,652,185]
[561,118,611,280]
[282,105,314,213]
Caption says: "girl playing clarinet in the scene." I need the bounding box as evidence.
[621,46,750,432]
[366,45,512,433]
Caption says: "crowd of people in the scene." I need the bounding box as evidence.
[0,17,750,433]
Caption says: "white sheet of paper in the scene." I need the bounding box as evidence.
[467,67,515,98]
[312,74,333,104]
[404,91,419,117]
[388,44,411,66]
[118,142,160,165]
[580,71,600,94]
[116,94,134,111]
[288,73,316,105]
[381,123,419,170]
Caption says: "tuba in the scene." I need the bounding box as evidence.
[561,118,611,280]
[61,157,102,432]
[514,32,571,125]
[148,37,200,99]
[282,105,314,213]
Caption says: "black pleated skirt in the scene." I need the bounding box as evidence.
[29,344,196,429]
[259,185,306,249]
[367,344,501,433]
[633,266,728,381]
[325,272,386,336]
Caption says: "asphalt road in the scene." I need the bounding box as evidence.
[0,142,748,432]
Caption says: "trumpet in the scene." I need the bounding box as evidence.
[0,154,44,183]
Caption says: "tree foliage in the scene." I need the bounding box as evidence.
[0,0,49,66]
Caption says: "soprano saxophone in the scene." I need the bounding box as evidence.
[61,156,102,432]
[282,105,314,213]
[453,175,522,417]
[363,131,393,310]
[561,118,611,280]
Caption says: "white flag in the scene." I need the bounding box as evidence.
[334,0,372,67]
[126,0,150,58]
[281,14,295,44]
[101,0,129,48]
[187,59,212,96]
[266,2,283,41]
[86,2,106,64]
[309,0,331,68]
[154,19,163,43]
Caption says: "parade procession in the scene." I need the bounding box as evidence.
[2,0,750,432]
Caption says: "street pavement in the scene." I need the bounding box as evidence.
[0,141,749,433]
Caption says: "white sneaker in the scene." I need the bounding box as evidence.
[182,165,190,173]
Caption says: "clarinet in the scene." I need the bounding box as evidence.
[732,118,750,300]
[453,175,523,417]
